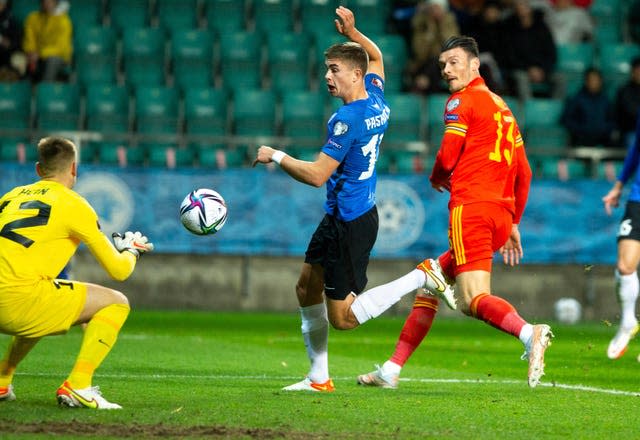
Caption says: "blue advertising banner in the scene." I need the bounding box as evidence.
[0,163,620,264]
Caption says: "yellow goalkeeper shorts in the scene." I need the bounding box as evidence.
[0,279,87,338]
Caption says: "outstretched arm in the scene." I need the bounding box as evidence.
[334,6,384,80]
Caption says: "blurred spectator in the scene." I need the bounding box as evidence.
[465,0,507,92]
[614,57,640,148]
[561,68,615,147]
[407,0,460,94]
[546,0,593,45]
[501,0,565,100]
[23,0,72,83]
[0,0,24,81]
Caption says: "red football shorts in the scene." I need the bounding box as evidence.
[447,201,512,275]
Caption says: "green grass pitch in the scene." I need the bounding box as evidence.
[1,310,638,439]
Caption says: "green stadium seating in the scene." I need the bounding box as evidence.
[347,0,390,35]
[522,98,569,155]
[35,82,80,131]
[183,86,228,139]
[12,0,39,25]
[171,29,214,91]
[281,90,326,145]
[97,142,144,167]
[0,81,32,133]
[109,0,149,34]
[392,150,423,174]
[134,86,179,136]
[383,92,423,147]
[196,145,246,168]
[157,0,199,36]
[267,32,311,93]
[253,0,295,34]
[539,158,588,180]
[0,139,33,164]
[74,26,118,88]
[148,145,195,168]
[204,0,246,34]
[219,32,262,93]
[598,43,640,94]
[232,89,277,137]
[68,1,104,26]
[299,0,341,35]
[85,84,130,134]
[557,43,595,96]
[122,27,167,89]
[375,34,408,93]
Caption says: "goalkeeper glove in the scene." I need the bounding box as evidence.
[112,231,154,259]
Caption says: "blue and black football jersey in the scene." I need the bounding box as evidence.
[619,116,640,202]
[321,73,390,221]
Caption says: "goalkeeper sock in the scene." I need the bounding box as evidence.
[67,303,129,389]
[0,336,40,387]
[615,270,639,328]
[350,269,425,324]
[470,293,526,338]
[300,303,329,383]
[389,296,438,367]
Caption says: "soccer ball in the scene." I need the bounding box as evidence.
[554,297,582,325]
[179,188,228,235]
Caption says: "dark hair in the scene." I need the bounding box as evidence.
[441,36,480,59]
[37,136,76,175]
[324,42,369,74]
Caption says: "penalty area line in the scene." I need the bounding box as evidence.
[15,372,640,397]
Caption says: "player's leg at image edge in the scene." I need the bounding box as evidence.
[607,271,639,360]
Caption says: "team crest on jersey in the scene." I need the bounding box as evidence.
[333,121,349,136]
[371,77,383,90]
[446,98,460,112]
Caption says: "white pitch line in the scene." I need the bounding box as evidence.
[15,372,640,397]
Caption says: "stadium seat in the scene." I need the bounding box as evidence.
[557,43,595,96]
[97,142,145,167]
[12,0,39,25]
[383,92,423,147]
[267,32,311,93]
[299,0,342,39]
[346,0,390,35]
[148,145,195,168]
[73,26,118,88]
[376,149,392,173]
[35,82,80,131]
[426,94,449,149]
[68,1,104,26]
[375,34,408,93]
[183,86,228,140]
[85,84,130,134]
[77,141,98,164]
[204,0,247,34]
[253,0,295,34]
[157,0,199,36]
[219,31,262,93]
[0,81,32,133]
[121,27,167,89]
[171,29,214,91]
[598,43,640,94]
[134,86,179,137]
[0,139,34,164]
[590,0,623,28]
[232,89,277,137]
[539,158,588,180]
[522,98,569,156]
[281,90,326,145]
[196,145,246,168]
[109,0,149,34]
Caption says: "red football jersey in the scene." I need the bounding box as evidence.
[430,77,532,223]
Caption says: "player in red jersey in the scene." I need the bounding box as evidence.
[349,36,553,389]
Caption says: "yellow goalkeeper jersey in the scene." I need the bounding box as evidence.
[0,180,135,290]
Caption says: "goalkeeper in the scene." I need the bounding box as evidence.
[0,136,153,409]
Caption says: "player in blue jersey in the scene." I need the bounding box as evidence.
[253,6,389,392]
[602,114,640,359]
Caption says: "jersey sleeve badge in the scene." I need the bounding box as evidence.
[333,121,349,136]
